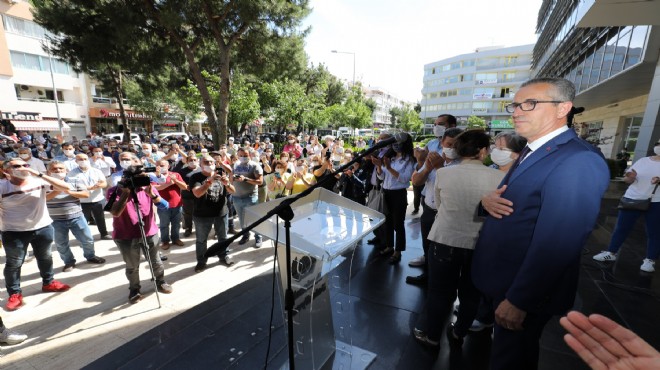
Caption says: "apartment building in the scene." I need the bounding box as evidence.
[420,44,534,133]
[363,86,412,129]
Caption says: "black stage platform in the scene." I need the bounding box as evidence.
[89,197,660,369]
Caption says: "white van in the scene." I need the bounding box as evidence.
[158,132,190,143]
[103,133,142,145]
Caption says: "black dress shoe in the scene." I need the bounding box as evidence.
[446,323,464,347]
[406,273,427,285]
[367,238,379,245]
[413,328,439,348]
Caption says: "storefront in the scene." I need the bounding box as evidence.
[88,108,152,135]
[1,110,71,138]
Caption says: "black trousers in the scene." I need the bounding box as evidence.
[419,203,437,272]
[489,299,553,370]
[383,188,408,251]
[81,201,108,237]
[181,197,194,231]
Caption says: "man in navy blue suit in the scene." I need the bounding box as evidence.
[472,78,610,370]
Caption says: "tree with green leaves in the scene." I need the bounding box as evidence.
[467,115,488,130]
[398,107,423,133]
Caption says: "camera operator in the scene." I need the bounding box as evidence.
[191,155,235,272]
[107,154,173,303]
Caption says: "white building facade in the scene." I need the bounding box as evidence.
[420,44,534,134]
[0,1,89,140]
[363,87,412,129]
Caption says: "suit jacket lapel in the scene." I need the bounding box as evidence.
[507,130,577,185]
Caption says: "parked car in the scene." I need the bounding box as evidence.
[158,132,190,143]
[103,132,142,145]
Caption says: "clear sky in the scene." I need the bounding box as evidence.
[302,0,542,103]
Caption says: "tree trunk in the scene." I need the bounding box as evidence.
[108,66,130,144]
[214,45,231,149]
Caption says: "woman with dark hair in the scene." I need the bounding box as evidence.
[490,132,527,173]
[414,130,505,348]
[373,132,415,264]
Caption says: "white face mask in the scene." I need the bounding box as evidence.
[142,148,151,155]
[490,148,514,166]
[203,165,215,173]
[50,172,66,180]
[188,161,198,168]
[120,160,132,169]
[288,140,295,144]
[296,166,305,173]
[63,149,75,157]
[19,153,30,160]
[654,146,660,156]
[311,161,320,167]
[94,152,103,157]
[11,168,29,180]
[433,126,446,138]
[77,160,90,169]
[239,157,249,164]
[442,147,457,160]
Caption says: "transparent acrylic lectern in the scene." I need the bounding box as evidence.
[244,188,385,370]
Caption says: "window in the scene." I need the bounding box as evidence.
[612,26,632,76]
[2,15,47,39]
[451,62,461,70]
[9,51,71,75]
[625,25,648,69]
[45,90,64,101]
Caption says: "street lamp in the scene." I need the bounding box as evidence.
[331,50,355,86]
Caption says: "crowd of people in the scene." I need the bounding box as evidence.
[0,77,657,369]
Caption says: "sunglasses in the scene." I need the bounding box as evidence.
[12,164,30,169]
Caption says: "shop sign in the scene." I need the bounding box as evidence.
[472,108,488,114]
[89,108,151,120]
[1,111,42,121]
[490,119,513,129]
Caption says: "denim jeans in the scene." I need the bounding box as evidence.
[194,214,228,263]
[607,202,660,259]
[157,206,182,243]
[114,234,165,291]
[81,201,109,236]
[53,215,97,265]
[233,194,261,242]
[2,225,55,295]
[426,242,481,340]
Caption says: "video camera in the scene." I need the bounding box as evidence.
[118,164,155,189]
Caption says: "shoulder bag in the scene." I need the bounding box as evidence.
[617,183,659,211]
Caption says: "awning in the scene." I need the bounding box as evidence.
[11,120,71,131]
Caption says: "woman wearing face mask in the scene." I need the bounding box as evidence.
[414,130,505,348]
[372,133,415,264]
[278,152,295,174]
[282,135,303,159]
[306,135,323,157]
[285,159,316,195]
[490,132,528,173]
[264,160,291,200]
[593,140,660,272]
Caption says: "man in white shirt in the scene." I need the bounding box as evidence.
[67,153,111,240]
[0,158,72,311]
[90,146,116,178]
[17,147,47,174]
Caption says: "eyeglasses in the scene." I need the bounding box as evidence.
[505,100,564,113]
[12,164,29,168]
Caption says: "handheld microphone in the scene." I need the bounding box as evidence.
[369,132,409,150]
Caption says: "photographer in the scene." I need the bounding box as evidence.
[107,154,173,304]
[191,155,235,272]
[313,148,338,192]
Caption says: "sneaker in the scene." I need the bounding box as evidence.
[0,326,28,345]
[641,258,656,272]
[593,251,617,262]
[87,256,106,264]
[254,236,263,249]
[62,262,76,272]
[5,293,23,311]
[238,235,250,245]
[100,234,113,240]
[219,255,235,266]
[157,282,173,294]
[160,242,171,250]
[194,262,207,273]
[227,227,239,235]
[42,280,70,293]
[408,255,425,267]
[469,319,494,332]
[160,254,168,261]
[128,289,142,304]
[172,240,185,247]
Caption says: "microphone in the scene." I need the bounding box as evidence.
[369,132,409,150]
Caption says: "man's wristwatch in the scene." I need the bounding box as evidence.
[38,173,44,177]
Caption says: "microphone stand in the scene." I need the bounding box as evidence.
[204,139,395,369]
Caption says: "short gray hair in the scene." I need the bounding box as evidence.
[521,77,575,102]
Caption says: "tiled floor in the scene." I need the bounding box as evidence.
[3,186,659,370]
[91,188,659,369]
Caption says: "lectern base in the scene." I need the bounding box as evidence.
[278,340,376,370]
